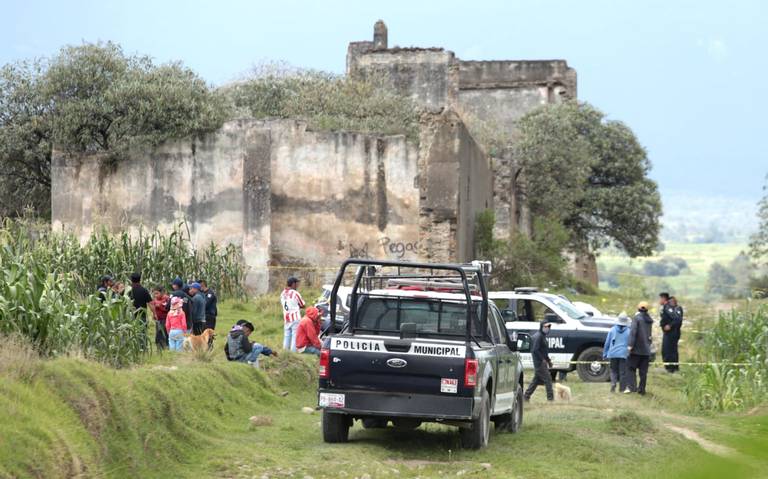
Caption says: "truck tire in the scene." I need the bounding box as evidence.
[460,390,490,449]
[493,385,523,433]
[576,346,610,382]
[322,410,351,443]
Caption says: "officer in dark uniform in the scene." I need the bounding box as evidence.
[659,292,682,372]
[524,321,554,402]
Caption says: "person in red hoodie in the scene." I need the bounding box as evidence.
[295,306,322,355]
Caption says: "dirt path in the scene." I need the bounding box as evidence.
[663,424,737,457]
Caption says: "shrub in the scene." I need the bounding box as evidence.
[226,64,419,140]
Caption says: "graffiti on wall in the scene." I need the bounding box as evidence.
[340,236,419,259]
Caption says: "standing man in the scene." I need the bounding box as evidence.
[128,273,153,351]
[168,277,191,333]
[524,321,554,402]
[626,301,654,395]
[280,276,305,352]
[659,293,683,373]
[188,282,207,335]
[200,280,218,333]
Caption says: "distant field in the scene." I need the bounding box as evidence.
[597,242,748,300]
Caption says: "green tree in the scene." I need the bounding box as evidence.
[706,262,738,297]
[514,102,661,257]
[0,60,53,217]
[750,175,768,263]
[0,42,228,217]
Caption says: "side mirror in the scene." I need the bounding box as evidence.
[516,333,532,353]
[586,311,594,317]
[345,295,352,308]
[544,312,561,324]
[507,331,519,351]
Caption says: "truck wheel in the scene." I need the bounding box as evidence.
[362,417,388,429]
[322,410,351,443]
[509,385,523,433]
[460,390,490,449]
[493,385,523,433]
[576,347,610,382]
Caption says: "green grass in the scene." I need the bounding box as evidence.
[598,242,747,299]
[1,294,767,478]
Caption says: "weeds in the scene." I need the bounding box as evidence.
[684,305,768,411]
[608,411,655,435]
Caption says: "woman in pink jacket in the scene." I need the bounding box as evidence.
[166,296,188,352]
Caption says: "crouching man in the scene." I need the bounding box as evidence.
[227,321,278,367]
[296,306,322,355]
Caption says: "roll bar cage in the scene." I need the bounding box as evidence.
[328,259,490,341]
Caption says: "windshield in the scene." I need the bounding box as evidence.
[355,296,480,337]
[550,297,588,320]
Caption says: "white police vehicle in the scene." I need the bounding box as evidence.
[489,288,616,382]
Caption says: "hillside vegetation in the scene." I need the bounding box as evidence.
[2,296,767,479]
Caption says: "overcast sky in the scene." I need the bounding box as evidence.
[3,0,767,205]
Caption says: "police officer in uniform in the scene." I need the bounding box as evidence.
[659,292,682,373]
[524,321,554,402]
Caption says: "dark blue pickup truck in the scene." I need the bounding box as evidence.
[317,259,528,449]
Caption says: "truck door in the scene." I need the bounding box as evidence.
[488,305,514,413]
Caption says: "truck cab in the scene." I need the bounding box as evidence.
[490,289,616,382]
[318,260,527,449]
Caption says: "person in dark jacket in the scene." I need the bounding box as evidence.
[188,282,207,335]
[226,321,278,368]
[626,301,654,395]
[660,293,683,372]
[200,280,218,332]
[128,272,152,350]
[97,275,116,301]
[524,321,554,402]
[167,277,191,333]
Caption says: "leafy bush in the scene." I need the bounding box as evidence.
[643,256,688,277]
[0,218,247,366]
[475,211,570,289]
[226,64,419,140]
[683,306,768,412]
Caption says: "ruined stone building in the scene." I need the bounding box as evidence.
[51,21,589,292]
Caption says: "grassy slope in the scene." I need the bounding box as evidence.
[598,242,746,299]
[1,295,766,479]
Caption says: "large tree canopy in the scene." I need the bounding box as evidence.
[0,42,228,217]
[514,102,662,257]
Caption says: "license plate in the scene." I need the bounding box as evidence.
[319,392,345,408]
[441,378,458,394]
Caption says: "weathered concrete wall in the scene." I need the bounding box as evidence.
[266,121,421,288]
[52,116,491,292]
[350,48,458,113]
[418,111,492,263]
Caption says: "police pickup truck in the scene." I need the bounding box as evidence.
[490,288,616,382]
[318,259,527,449]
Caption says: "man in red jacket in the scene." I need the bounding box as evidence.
[295,306,322,355]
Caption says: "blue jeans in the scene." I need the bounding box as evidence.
[283,320,299,351]
[168,329,185,351]
[236,344,266,367]
[302,346,321,356]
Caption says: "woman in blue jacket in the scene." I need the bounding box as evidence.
[603,312,631,393]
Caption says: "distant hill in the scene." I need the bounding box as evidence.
[660,192,758,244]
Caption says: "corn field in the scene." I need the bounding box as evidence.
[684,304,768,411]
[0,218,247,367]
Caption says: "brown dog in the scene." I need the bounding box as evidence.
[183,328,216,352]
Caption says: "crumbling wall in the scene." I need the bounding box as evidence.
[266,120,421,289]
[418,111,492,263]
[350,49,458,113]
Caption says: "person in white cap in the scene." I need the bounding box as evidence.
[626,301,654,395]
[603,312,631,393]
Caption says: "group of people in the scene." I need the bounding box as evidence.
[97,273,218,352]
[525,292,684,401]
